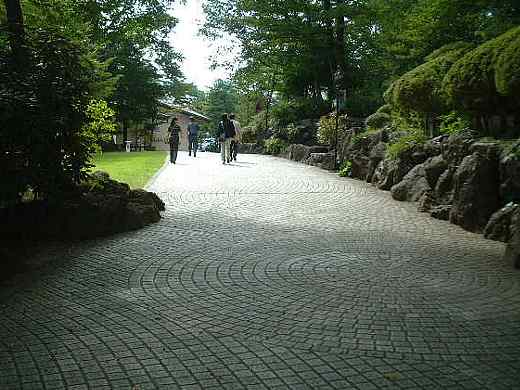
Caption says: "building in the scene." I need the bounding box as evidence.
[152,104,210,151]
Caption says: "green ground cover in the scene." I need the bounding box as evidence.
[90,151,167,188]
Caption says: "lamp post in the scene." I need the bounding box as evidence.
[333,68,345,170]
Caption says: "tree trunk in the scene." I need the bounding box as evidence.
[4,0,25,65]
[334,0,347,90]
[123,120,129,144]
[322,0,336,96]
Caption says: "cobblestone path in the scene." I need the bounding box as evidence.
[1,151,520,389]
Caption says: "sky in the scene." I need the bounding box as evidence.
[168,0,238,91]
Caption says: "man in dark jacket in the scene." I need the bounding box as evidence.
[216,113,235,164]
[168,117,180,164]
[187,116,199,157]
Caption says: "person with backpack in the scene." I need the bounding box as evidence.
[229,113,241,162]
[187,116,199,157]
[167,117,180,164]
[216,113,236,164]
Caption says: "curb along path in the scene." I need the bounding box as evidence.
[1,151,519,389]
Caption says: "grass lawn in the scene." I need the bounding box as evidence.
[90,151,167,188]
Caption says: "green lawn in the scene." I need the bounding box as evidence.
[90,151,167,188]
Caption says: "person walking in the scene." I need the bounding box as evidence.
[167,117,180,164]
[187,116,199,157]
[216,113,236,164]
[229,113,241,162]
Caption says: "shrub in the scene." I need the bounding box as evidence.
[439,111,471,135]
[376,104,392,115]
[495,27,520,97]
[386,131,427,160]
[365,112,391,129]
[264,137,288,155]
[443,27,520,115]
[272,97,330,127]
[318,113,347,145]
[0,28,114,206]
[338,160,352,177]
[386,42,474,116]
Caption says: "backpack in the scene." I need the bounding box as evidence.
[226,120,236,138]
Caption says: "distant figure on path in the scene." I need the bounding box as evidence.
[217,113,236,164]
[167,117,180,164]
[187,116,199,157]
[229,113,241,162]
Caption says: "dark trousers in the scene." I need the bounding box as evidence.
[188,135,198,156]
[170,146,178,163]
[230,140,238,160]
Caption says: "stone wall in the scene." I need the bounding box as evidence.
[283,127,520,267]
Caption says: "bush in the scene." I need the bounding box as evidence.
[385,42,474,116]
[376,104,392,114]
[365,112,391,129]
[386,131,427,160]
[443,27,520,115]
[318,113,347,145]
[439,111,471,135]
[0,28,114,206]
[264,137,288,155]
[338,160,352,177]
[272,98,330,127]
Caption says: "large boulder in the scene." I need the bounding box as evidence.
[449,143,501,233]
[423,155,448,188]
[441,130,478,165]
[484,203,518,242]
[390,163,431,202]
[434,167,456,205]
[430,205,451,221]
[288,144,312,162]
[342,129,386,180]
[367,142,387,183]
[238,143,264,154]
[504,208,520,269]
[307,153,335,170]
[499,141,520,204]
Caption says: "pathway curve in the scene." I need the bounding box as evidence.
[1,151,520,389]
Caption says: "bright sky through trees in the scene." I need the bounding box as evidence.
[168,0,236,90]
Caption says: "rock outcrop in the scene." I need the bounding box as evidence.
[1,171,165,241]
[504,208,520,269]
[484,203,518,242]
[449,143,501,233]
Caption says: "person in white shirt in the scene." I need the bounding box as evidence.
[229,113,241,162]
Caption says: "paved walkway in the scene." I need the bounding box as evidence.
[1,151,520,389]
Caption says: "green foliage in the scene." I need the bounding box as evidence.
[376,104,392,115]
[443,27,520,115]
[338,160,352,177]
[439,111,471,135]
[82,100,117,154]
[272,98,330,128]
[264,137,288,155]
[0,28,113,205]
[386,42,473,116]
[318,114,347,145]
[494,27,520,96]
[365,112,391,129]
[387,130,427,160]
[203,79,239,132]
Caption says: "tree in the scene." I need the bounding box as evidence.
[204,79,240,132]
